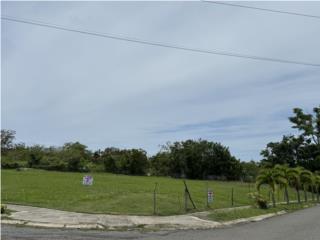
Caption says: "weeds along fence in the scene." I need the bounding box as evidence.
[148,181,312,215]
[145,181,258,215]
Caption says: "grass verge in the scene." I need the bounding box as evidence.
[207,203,316,222]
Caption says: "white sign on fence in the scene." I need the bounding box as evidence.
[82,175,93,186]
[208,189,214,203]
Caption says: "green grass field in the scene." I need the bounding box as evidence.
[1,169,304,215]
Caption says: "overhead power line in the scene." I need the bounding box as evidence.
[1,15,320,67]
[202,1,320,20]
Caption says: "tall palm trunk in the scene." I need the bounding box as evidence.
[304,186,308,202]
[311,186,315,202]
[268,190,271,201]
[284,186,289,205]
[272,191,276,207]
[296,187,301,203]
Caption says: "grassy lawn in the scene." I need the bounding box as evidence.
[1,169,305,215]
[207,203,316,222]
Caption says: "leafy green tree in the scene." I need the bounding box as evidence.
[165,139,241,180]
[101,148,121,173]
[261,106,320,171]
[102,148,149,175]
[27,145,45,168]
[127,149,149,175]
[91,150,102,163]
[61,142,90,172]
[1,143,30,168]
[298,145,320,171]
[261,135,303,167]
[104,155,118,173]
[150,151,170,176]
[1,129,16,154]
[289,107,320,145]
[240,161,259,182]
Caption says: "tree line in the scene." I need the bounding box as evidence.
[1,133,249,180]
[1,106,319,180]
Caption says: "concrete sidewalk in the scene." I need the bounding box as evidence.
[1,204,287,231]
[2,204,221,230]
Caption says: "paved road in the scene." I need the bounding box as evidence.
[2,205,320,240]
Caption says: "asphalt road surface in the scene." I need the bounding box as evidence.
[2,205,320,240]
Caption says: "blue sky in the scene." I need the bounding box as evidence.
[2,1,320,161]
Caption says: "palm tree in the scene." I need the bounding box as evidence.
[287,167,302,204]
[314,175,320,202]
[256,168,286,207]
[310,174,317,202]
[274,165,299,205]
[299,168,314,202]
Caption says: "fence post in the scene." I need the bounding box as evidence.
[183,180,196,211]
[269,190,271,201]
[153,182,158,215]
[23,189,26,201]
[231,188,234,206]
[206,182,209,208]
[184,187,188,212]
[177,194,182,212]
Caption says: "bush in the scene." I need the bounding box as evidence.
[103,149,149,175]
[86,162,104,172]
[1,204,7,214]
[1,156,28,169]
[37,156,67,171]
[163,140,242,180]
[248,192,268,209]
[150,152,170,176]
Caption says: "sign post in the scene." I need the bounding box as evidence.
[231,188,234,206]
[207,189,214,206]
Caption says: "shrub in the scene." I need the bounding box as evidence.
[1,204,7,214]
[103,149,149,175]
[248,192,268,209]
[1,156,28,169]
[150,152,170,176]
[86,162,104,172]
